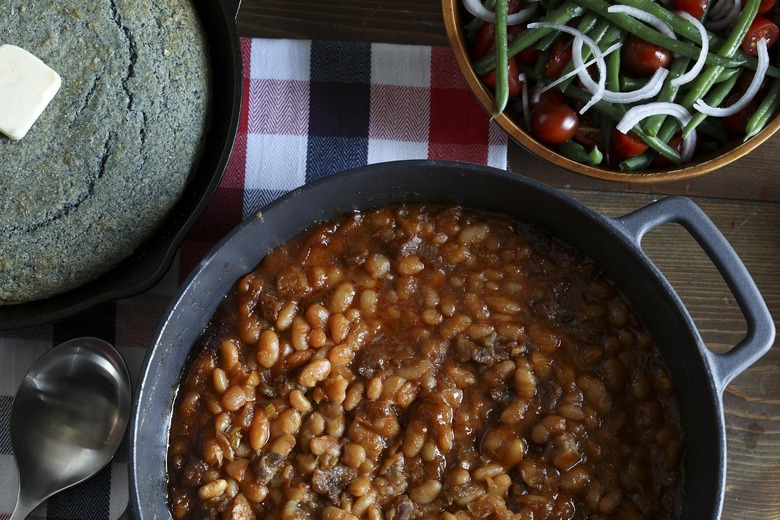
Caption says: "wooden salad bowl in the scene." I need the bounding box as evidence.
[442,0,780,183]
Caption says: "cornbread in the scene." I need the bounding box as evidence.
[0,0,211,304]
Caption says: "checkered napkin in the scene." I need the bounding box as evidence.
[0,38,506,519]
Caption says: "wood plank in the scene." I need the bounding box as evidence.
[508,134,780,202]
[237,0,449,46]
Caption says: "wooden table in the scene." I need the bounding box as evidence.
[238,1,780,517]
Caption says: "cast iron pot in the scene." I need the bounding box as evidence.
[129,160,775,519]
[0,0,243,330]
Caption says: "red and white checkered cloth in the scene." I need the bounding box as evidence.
[0,38,506,519]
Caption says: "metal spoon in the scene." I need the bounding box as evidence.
[9,337,132,520]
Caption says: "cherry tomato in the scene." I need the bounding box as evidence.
[612,129,649,158]
[734,68,771,101]
[622,35,673,77]
[530,101,579,144]
[472,0,530,60]
[472,22,496,60]
[722,93,761,134]
[759,0,776,15]
[740,17,779,57]
[508,25,541,65]
[652,131,697,167]
[532,88,566,108]
[769,4,780,25]
[673,0,708,19]
[544,39,573,78]
[575,125,604,149]
[481,56,523,98]
[507,0,525,13]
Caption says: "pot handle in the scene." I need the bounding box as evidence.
[616,196,775,393]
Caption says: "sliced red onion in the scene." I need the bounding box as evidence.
[570,37,606,113]
[462,0,538,25]
[529,22,608,113]
[707,0,742,30]
[710,0,733,19]
[602,67,669,103]
[693,38,769,116]
[538,42,623,96]
[530,81,545,105]
[671,12,709,87]
[507,4,538,24]
[571,36,668,107]
[617,102,692,134]
[519,72,531,129]
[607,5,677,40]
[618,102,697,163]
[681,129,697,162]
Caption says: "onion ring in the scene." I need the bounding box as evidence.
[693,39,769,117]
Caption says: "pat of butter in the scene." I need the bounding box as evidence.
[0,44,62,141]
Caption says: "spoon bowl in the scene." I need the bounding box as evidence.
[10,337,132,520]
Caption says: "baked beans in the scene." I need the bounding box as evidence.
[167,205,683,519]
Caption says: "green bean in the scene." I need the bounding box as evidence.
[620,76,650,91]
[699,119,730,143]
[557,140,603,164]
[563,85,683,163]
[601,23,625,48]
[642,57,690,136]
[589,144,604,164]
[563,84,622,119]
[600,112,615,161]
[607,39,622,93]
[619,152,652,171]
[536,11,599,53]
[557,20,617,93]
[620,117,726,171]
[534,46,553,79]
[473,2,585,75]
[634,130,682,164]
[607,34,627,124]
[535,29,563,52]
[652,68,739,139]
[543,0,564,10]
[677,0,761,138]
[615,0,780,79]
[464,0,495,42]
[616,0,714,42]
[577,11,601,33]
[494,0,510,116]
[572,0,745,69]
[745,78,780,139]
[683,73,741,135]
[712,66,742,84]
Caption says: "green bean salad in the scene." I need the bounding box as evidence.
[463,0,780,171]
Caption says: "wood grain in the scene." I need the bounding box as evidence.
[508,136,780,202]
[237,0,449,46]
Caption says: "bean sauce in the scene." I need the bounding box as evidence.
[167,205,684,519]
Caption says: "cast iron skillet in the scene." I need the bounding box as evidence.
[0,0,243,330]
[129,160,774,518]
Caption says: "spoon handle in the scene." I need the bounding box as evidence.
[10,493,41,520]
